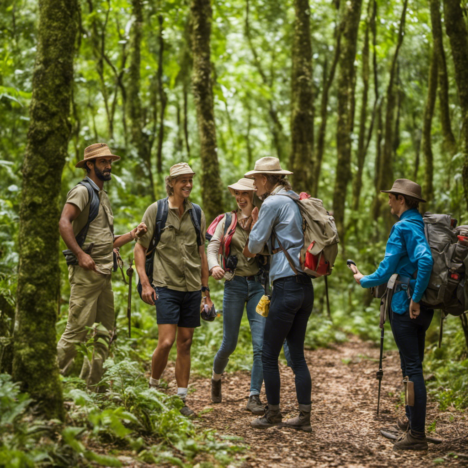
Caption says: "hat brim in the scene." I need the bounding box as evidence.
[380,189,426,203]
[244,169,293,178]
[171,171,196,178]
[228,183,256,196]
[76,154,121,168]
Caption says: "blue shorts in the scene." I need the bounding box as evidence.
[154,287,201,328]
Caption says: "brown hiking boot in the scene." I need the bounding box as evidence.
[282,404,312,432]
[393,430,428,451]
[246,395,264,415]
[211,379,222,403]
[397,416,410,432]
[251,405,282,429]
[180,402,195,418]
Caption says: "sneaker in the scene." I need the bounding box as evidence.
[180,402,195,418]
[211,379,222,403]
[251,406,282,429]
[397,416,410,432]
[393,430,428,451]
[246,395,264,415]
[282,410,312,433]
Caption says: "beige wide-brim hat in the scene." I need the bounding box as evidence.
[245,157,293,178]
[228,178,256,196]
[170,162,196,177]
[381,178,426,203]
[76,143,121,168]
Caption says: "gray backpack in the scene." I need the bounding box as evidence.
[420,213,468,317]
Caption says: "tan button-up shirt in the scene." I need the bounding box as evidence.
[137,200,206,292]
[66,182,114,274]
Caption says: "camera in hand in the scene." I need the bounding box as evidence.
[223,255,238,272]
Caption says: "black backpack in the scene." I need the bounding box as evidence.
[62,178,100,266]
[137,197,203,299]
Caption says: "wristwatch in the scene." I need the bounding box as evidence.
[201,286,210,293]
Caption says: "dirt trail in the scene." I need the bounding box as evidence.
[188,337,468,467]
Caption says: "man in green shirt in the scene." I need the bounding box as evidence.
[135,162,212,417]
[58,143,146,390]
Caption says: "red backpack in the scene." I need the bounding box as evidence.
[206,211,238,269]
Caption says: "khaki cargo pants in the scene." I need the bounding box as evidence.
[57,265,114,389]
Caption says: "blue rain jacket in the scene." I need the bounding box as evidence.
[360,208,433,314]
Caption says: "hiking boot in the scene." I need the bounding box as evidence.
[180,402,195,418]
[397,416,410,432]
[211,379,222,403]
[393,430,428,451]
[246,395,264,415]
[250,405,282,429]
[282,404,312,432]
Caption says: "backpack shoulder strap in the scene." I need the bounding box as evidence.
[224,212,233,236]
[190,203,203,247]
[75,179,100,247]
[148,198,169,253]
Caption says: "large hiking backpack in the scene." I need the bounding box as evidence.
[137,198,203,299]
[421,213,468,317]
[274,192,339,278]
[62,177,100,266]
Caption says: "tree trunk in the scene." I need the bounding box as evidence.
[422,51,438,205]
[332,0,362,241]
[128,0,155,199]
[443,0,468,210]
[374,0,408,220]
[313,22,341,197]
[352,0,373,211]
[156,14,167,175]
[460,314,468,351]
[290,0,314,192]
[0,294,15,374]
[12,0,78,420]
[431,0,457,159]
[191,0,224,221]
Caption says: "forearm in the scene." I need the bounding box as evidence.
[360,255,401,289]
[412,258,433,302]
[59,219,85,257]
[113,230,135,248]
[207,236,221,271]
[200,248,209,288]
[134,243,150,287]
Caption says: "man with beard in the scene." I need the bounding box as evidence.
[57,143,146,390]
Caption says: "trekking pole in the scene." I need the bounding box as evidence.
[376,325,384,416]
[126,258,134,339]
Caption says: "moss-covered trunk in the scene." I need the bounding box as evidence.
[191,0,224,221]
[332,0,362,241]
[290,0,314,192]
[422,51,438,206]
[12,0,78,420]
[443,0,468,210]
[128,0,155,199]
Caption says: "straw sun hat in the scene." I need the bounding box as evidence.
[76,143,121,168]
[244,157,293,178]
[228,178,256,196]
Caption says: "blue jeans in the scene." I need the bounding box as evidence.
[213,276,266,395]
[390,306,434,433]
[262,275,314,406]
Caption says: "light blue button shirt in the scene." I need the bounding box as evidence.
[248,188,304,283]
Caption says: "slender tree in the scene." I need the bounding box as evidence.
[290,0,314,191]
[332,0,363,241]
[128,0,155,198]
[352,0,373,211]
[191,0,224,221]
[156,14,167,174]
[373,0,408,220]
[12,0,79,419]
[313,17,342,197]
[443,0,468,209]
[422,50,438,205]
[431,0,457,160]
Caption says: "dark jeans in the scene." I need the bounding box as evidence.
[390,306,434,433]
[262,275,314,406]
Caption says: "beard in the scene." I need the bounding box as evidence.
[95,166,112,181]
